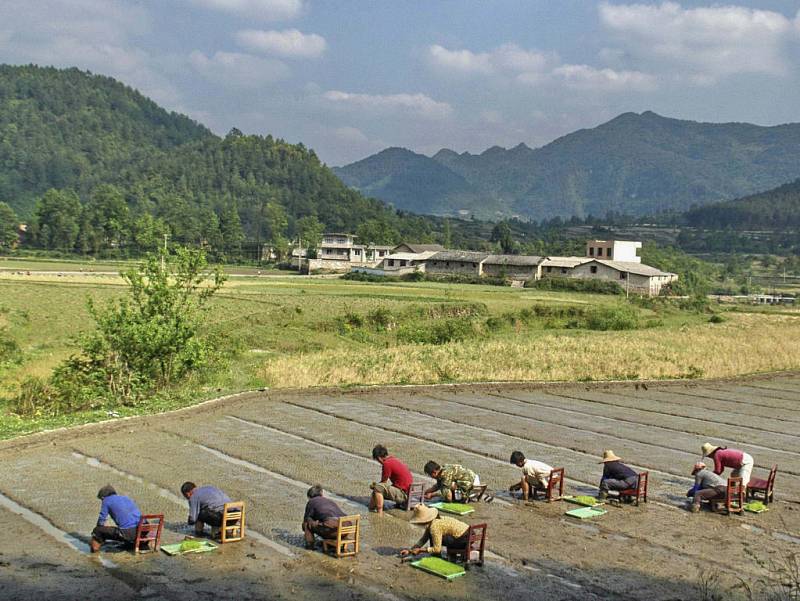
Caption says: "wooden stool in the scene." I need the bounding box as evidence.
[711,477,744,515]
[406,482,425,512]
[322,515,360,558]
[220,501,245,544]
[614,471,648,506]
[464,485,487,503]
[134,514,164,555]
[532,467,564,502]
[747,465,777,505]
[447,523,487,568]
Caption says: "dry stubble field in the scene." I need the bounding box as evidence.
[0,375,798,601]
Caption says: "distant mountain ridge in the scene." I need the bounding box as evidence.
[334,111,800,220]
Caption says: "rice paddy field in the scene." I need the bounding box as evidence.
[0,375,797,600]
[0,264,799,600]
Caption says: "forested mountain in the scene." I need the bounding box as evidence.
[334,111,800,220]
[683,178,800,229]
[0,65,432,258]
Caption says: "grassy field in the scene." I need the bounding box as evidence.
[2,269,800,438]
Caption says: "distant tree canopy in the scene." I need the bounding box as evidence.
[0,201,18,248]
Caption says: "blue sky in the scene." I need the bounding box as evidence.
[2,1,800,165]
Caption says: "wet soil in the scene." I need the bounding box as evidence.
[0,374,798,600]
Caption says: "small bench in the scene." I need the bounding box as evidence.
[531,467,565,502]
[610,471,648,506]
[134,514,164,555]
[406,482,425,512]
[220,501,246,544]
[322,515,360,558]
[446,523,487,568]
[747,465,777,505]
[711,477,744,515]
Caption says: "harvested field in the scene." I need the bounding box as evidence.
[0,375,798,601]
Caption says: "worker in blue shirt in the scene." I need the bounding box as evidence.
[90,485,143,552]
[181,481,232,537]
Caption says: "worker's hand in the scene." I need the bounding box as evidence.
[412,547,424,555]
[424,492,434,500]
[400,549,410,557]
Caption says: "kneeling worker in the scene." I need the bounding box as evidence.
[688,461,727,512]
[509,450,552,501]
[302,485,346,550]
[424,461,480,502]
[90,485,143,552]
[181,481,232,537]
[370,444,413,515]
[598,450,638,500]
[400,504,469,558]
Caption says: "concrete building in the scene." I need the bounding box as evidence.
[482,255,544,280]
[586,240,642,262]
[571,259,677,296]
[539,257,590,278]
[307,233,392,272]
[426,251,490,276]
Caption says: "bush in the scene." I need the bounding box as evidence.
[397,317,476,345]
[584,305,640,331]
[525,277,624,295]
[0,328,20,367]
[708,314,726,324]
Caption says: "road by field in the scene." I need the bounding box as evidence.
[0,375,797,601]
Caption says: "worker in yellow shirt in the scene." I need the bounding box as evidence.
[400,504,469,557]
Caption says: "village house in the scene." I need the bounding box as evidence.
[391,243,445,254]
[482,255,543,280]
[585,239,642,262]
[539,256,590,278]
[306,233,393,272]
[425,250,490,276]
[571,259,678,295]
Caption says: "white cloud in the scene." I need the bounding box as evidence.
[600,2,798,80]
[189,50,289,87]
[236,29,326,58]
[552,64,656,91]
[334,126,369,144]
[185,0,303,20]
[428,43,553,78]
[323,90,453,119]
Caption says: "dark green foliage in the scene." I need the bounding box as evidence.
[684,178,800,230]
[335,111,800,220]
[584,305,640,331]
[0,201,18,248]
[0,328,20,366]
[525,277,624,295]
[640,243,714,296]
[396,317,475,345]
[708,314,726,324]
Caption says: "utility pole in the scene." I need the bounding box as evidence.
[161,233,169,271]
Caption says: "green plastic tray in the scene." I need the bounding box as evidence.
[565,506,607,520]
[744,502,769,514]
[410,557,467,580]
[161,540,218,556]
[564,495,601,507]
[429,502,475,516]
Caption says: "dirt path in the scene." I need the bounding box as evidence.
[0,375,797,600]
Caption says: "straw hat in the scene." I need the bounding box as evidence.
[599,450,622,463]
[692,462,706,475]
[701,443,719,457]
[409,504,438,525]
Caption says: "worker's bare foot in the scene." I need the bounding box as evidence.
[89,539,101,553]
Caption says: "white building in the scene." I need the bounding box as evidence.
[585,240,642,262]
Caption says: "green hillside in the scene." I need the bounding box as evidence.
[335,111,800,220]
[0,65,428,256]
[683,178,800,229]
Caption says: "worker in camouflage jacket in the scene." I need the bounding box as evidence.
[423,461,480,502]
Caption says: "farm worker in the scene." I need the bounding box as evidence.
[399,504,469,558]
[180,481,232,537]
[597,450,638,500]
[302,485,347,550]
[701,443,754,488]
[688,462,727,513]
[369,444,413,515]
[509,450,552,501]
[423,461,480,502]
[90,485,143,553]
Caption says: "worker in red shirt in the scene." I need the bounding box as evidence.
[369,444,413,515]
[701,442,754,487]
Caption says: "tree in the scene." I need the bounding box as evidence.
[83,184,130,252]
[0,202,19,248]
[34,189,82,250]
[356,218,400,246]
[219,201,244,258]
[263,201,289,261]
[491,221,514,254]
[295,215,324,250]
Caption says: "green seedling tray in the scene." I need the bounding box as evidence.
[564,495,602,507]
[565,506,607,520]
[161,540,218,556]
[410,557,467,580]
[744,502,769,514]
[429,502,475,516]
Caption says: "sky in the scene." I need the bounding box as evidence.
[2,1,800,166]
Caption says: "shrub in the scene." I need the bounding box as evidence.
[585,305,640,331]
[525,277,624,295]
[367,308,396,331]
[397,317,476,345]
[708,314,726,324]
[0,328,21,367]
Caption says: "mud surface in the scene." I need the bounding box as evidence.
[1,374,798,600]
